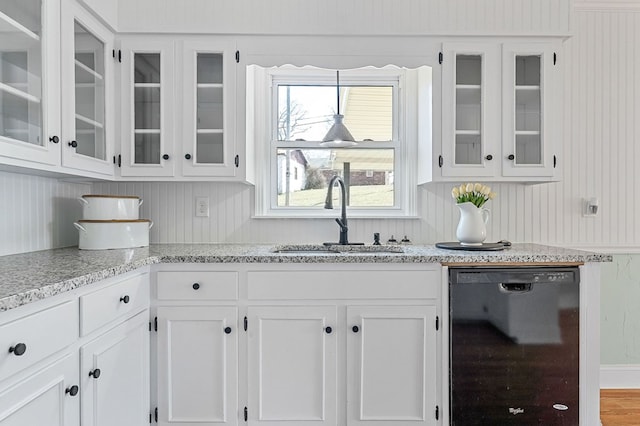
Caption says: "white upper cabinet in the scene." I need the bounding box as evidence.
[0,0,116,178]
[0,0,61,167]
[181,40,237,177]
[501,43,558,178]
[117,36,239,180]
[441,43,500,178]
[60,0,114,176]
[439,40,561,182]
[119,38,175,177]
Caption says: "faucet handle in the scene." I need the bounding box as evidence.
[373,233,381,245]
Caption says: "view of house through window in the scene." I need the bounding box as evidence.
[275,83,395,208]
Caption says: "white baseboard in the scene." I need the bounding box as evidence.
[600,365,640,388]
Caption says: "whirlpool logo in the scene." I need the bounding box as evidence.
[509,407,525,415]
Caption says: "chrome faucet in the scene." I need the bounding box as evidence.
[324,175,349,245]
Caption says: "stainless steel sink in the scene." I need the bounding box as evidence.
[272,244,404,254]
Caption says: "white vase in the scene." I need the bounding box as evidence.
[456,202,490,246]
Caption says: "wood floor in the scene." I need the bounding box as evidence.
[601,389,640,426]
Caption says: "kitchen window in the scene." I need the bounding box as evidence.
[250,65,430,218]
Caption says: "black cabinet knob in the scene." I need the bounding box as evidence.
[9,343,27,356]
[352,326,359,333]
[162,154,170,160]
[65,385,79,396]
[89,368,101,379]
[508,154,515,160]
[68,140,77,148]
[120,295,130,304]
[185,154,192,160]
[325,326,332,334]
[485,154,493,161]
[224,326,232,334]
[192,283,200,290]
[49,135,59,144]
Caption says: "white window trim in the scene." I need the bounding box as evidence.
[251,65,427,219]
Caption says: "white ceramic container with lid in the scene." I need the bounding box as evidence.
[74,220,153,250]
[78,195,143,220]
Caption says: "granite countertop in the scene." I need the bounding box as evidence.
[0,243,612,312]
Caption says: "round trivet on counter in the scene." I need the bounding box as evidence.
[435,242,509,251]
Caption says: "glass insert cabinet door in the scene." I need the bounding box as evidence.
[182,41,236,177]
[120,39,175,177]
[71,20,105,161]
[441,43,500,178]
[502,43,556,177]
[134,52,162,165]
[0,0,58,165]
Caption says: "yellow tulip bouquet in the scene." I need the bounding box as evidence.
[451,183,497,208]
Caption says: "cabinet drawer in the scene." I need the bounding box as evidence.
[80,273,149,336]
[156,271,238,301]
[0,300,78,382]
[248,270,439,300]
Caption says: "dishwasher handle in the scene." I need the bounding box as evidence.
[499,283,532,293]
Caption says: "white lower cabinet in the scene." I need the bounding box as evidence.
[247,306,337,426]
[156,306,237,426]
[0,353,79,426]
[347,306,437,426]
[80,310,150,426]
[153,264,442,426]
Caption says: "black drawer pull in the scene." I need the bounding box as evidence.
[68,140,77,148]
[162,154,170,160]
[89,368,101,379]
[192,283,200,290]
[352,326,359,333]
[224,326,232,334]
[325,326,333,334]
[120,295,130,304]
[9,343,27,356]
[65,385,79,396]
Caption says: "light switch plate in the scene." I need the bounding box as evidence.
[196,197,210,217]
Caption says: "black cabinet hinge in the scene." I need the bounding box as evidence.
[436,316,439,331]
[112,49,121,63]
[436,405,439,420]
[113,154,121,168]
[244,316,248,331]
[154,407,158,422]
[235,154,240,168]
[553,52,557,65]
[438,155,443,168]
[235,50,240,63]
[149,412,152,423]
[244,406,248,421]
[553,155,557,168]
[438,52,443,64]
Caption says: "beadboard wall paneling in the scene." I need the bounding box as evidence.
[0,172,90,256]
[117,0,571,36]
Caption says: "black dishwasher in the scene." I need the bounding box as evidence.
[449,267,580,425]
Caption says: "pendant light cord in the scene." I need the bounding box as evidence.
[336,70,340,115]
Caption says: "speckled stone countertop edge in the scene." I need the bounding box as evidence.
[0,257,160,312]
[0,243,612,312]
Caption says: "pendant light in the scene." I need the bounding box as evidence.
[321,70,357,147]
